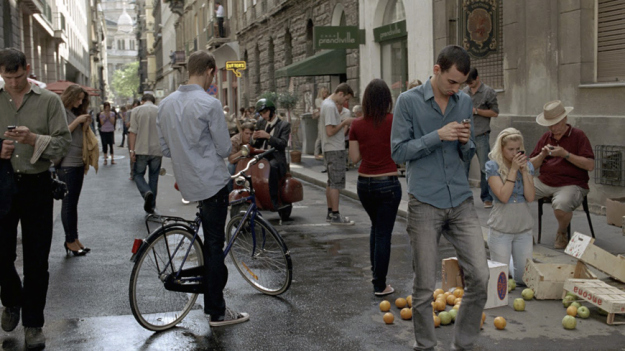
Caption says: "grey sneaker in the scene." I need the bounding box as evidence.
[1,306,20,332]
[24,327,45,350]
[326,212,332,222]
[209,308,250,327]
[329,213,355,226]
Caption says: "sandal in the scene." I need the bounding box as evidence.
[111,159,116,165]
[103,159,107,165]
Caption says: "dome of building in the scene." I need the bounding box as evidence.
[117,7,134,33]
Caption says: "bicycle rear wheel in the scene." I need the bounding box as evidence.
[226,214,292,295]
[129,227,204,331]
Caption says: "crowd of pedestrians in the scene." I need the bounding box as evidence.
[0,43,599,350]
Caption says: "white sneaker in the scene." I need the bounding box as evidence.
[209,308,250,327]
[329,213,355,226]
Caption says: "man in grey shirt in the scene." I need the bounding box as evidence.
[461,68,499,208]
[157,50,249,327]
[128,93,162,214]
[320,83,354,225]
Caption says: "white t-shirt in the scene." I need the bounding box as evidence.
[216,5,224,17]
[320,97,344,152]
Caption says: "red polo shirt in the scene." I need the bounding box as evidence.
[530,125,594,189]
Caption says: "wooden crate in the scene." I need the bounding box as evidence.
[562,279,625,325]
[564,232,625,283]
[522,260,596,300]
[442,258,508,309]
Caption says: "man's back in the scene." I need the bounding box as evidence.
[130,102,161,156]
[320,98,343,152]
[157,85,231,202]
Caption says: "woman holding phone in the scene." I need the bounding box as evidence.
[485,128,535,284]
[99,102,116,165]
[58,84,92,256]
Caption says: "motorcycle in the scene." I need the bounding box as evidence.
[229,145,303,221]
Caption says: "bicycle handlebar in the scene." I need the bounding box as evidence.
[231,148,276,179]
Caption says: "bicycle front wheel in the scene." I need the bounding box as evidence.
[226,214,292,295]
[129,227,204,331]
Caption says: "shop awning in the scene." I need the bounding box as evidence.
[275,49,346,78]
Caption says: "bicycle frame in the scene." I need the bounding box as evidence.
[134,150,276,293]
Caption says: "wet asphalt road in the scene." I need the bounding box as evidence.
[2,142,625,350]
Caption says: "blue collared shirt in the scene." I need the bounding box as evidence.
[391,79,475,209]
[157,84,231,202]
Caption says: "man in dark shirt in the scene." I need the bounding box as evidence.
[461,68,499,208]
[530,100,595,249]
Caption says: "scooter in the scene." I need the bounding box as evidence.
[229,145,303,221]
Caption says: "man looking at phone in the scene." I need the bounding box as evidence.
[0,48,71,349]
[461,68,499,208]
[530,100,594,249]
[391,45,489,351]
[157,50,249,327]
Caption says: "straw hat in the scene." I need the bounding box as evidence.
[536,100,574,126]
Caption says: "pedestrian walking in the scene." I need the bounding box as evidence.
[321,83,355,225]
[126,99,140,180]
[99,102,116,165]
[157,50,249,327]
[391,45,489,350]
[119,105,128,147]
[313,87,329,160]
[349,79,401,297]
[128,94,162,214]
[57,84,94,256]
[0,47,71,350]
[486,128,535,285]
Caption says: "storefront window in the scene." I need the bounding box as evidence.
[380,0,407,101]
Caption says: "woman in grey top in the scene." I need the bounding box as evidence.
[485,128,535,284]
[58,85,92,256]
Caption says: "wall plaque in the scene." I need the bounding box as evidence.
[462,0,498,58]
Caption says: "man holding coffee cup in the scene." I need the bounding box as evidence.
[530,100,595,249]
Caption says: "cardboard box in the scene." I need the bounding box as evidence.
[565,232,625,283]
[522,260,596,300]
[606,197,625,227]
[441,257,508,309]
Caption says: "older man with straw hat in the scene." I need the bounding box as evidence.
[529,100,595,249]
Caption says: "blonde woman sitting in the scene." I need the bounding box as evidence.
[486,128,535,284]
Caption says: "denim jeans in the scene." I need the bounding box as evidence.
[57,166,85,243]
[199,186,229,319]
[357,177,402,293]
[0,172,53,328]
[133,155,162,209]
[407,196,489,351]
[488,229,533,285]
[475,133,492,202]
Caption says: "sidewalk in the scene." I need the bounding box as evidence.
[289,153,625,270]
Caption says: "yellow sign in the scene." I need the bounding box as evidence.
[226,61,247,77]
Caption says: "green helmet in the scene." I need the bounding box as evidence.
[255,98,276,114]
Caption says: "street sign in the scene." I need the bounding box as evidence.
[314,26,364,50]
[226,61,247,77]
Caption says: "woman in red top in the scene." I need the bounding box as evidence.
[349,79,402,297]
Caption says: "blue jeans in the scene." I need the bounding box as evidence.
[407,196,489,350]
[57,166,85,243]
[357,177,402,293]
[488,229,533,285]
[475,133,492,202]
[199,185,229,319]
[133,155,162,209]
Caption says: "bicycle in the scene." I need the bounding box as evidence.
[128,148,293,331]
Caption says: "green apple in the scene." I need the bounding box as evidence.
[562,315,577,330]
[513,298,526,311]
[562,295,575,307]
[571,301,582,309]
[521,288,534,300]
[448,308,458,321]
[577,306,590,319]
[508,279,516,292]
[439,311,452,325]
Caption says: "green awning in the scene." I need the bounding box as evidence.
[275,49,346,78]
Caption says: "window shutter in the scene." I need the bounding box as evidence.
[597,0,625,82]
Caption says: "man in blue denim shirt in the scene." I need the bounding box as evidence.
[391,45,489,351]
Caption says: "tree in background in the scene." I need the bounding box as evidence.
[111,62,139,102]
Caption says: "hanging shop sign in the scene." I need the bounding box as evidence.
[226,61,247,77]
[462,0,498,58]
[373,21,407,43]
[314,26,364,50]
